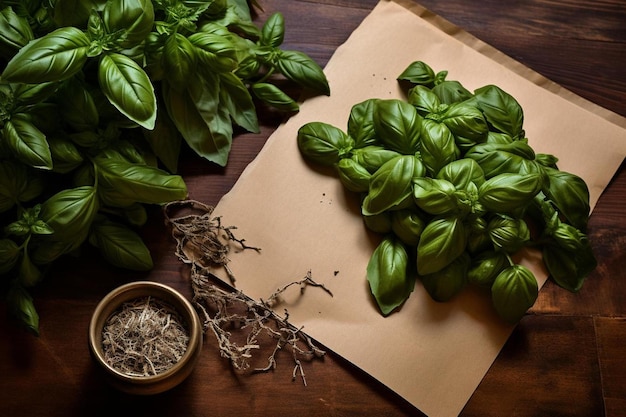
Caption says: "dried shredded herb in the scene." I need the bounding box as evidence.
[164,199,261,285]
[102,296,189,377]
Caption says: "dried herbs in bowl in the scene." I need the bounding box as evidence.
[88,281,202,395]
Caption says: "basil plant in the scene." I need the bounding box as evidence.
[0,0,329,335]
[297,61,596,323]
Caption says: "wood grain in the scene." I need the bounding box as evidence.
[1,1,625,416]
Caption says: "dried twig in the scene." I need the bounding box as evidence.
[163,200,331,384]
[164,200,261,284]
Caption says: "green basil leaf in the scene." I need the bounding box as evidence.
[110,137,146,165]
[543,241,596,292]
[454,181,480,219]
[420,119,460,176]
[417,216,467,275]
[0,6,34,55]
[201,0,229,14]
[550,222,588,252]
[373,99,422,154]
[486,131,516,145]
[219,72,259,133]
[529,195,560,233]
[142,100,181,173]
[467,250,509,288]
[48,135,84,174]
[201,109,234,168]
[38,185,99,253]
[467,217,491,254]
[121,203,148,227]
[29,240,72,265]
[408,85,441,116]
[86,10,105,51]
[397,61,436,87]
[491,264,538,323]
[0,238,20,274]
[478,172,543,213]
[3,114,53,170]
[162,79,231,166]
[213,4,260,38]
[297,121,353,166]
[363,211,393,234]
[30,220,54,236]
[189,32,238,72]
[351,146,401,173]
[98,53,157,129]
[441,102,488,142]
[436,158,485,190]
[163,33,197,92]
[13,205,42,232]
[223,0,252,19]
[6,283,39,336]
[543,167,590,231]
[49,0,95,28]
[67,131,100,148]
[465,143,540,180]
[465,140,536,173]
[56,77,99,131]
[93,154,188,207]
[454,135,481,154]
[251,82,299,112]
[466,146,526,179]
[535,153,559,169]
[234,53,261,79]
[434,70,449,84]
[391,208,426,247]
[420,252,469,301]
[5,219,30,236]
[487,215,530,253]
[12,82,59,106]
[367,235,414,315]
[19,249,41,287]
[103,0,154,48]
[412,177,458,216]
[89,217,153,271]
[186,71,219,125]
[2,27,90,83]
[336,158,371,193]
[474,84,524,138]
[432,80,472,104]
[143,31,165,79]
[261,12,284,47]
[362,155,425,215]
[275,50,330,96]
[0,159,44,212]
[348,98,379,148]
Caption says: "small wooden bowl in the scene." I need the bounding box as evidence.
[88,281,203,395]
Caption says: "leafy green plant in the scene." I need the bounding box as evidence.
[0,0,329,334]
[298,61,595,323]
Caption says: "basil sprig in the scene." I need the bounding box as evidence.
[298,61,596,323]
[0,0,329,334]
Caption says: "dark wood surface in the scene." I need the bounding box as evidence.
[1,1,625,416]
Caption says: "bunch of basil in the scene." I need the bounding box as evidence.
[0,0,329,334]
[297,61,596,323]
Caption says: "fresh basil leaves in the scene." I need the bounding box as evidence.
[0,0,329,334]
[298,61,596,323]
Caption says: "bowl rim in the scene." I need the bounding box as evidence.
[88,280,202,384]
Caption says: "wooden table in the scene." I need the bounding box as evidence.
[1,1,624,416]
